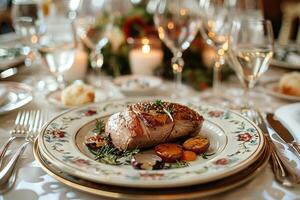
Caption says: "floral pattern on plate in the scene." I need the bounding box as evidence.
[38,98,264,188]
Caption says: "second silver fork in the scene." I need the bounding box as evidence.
[0,110,46,193]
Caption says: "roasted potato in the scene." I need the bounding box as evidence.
[181,151,197,161]
[155,143,183,163]
[183,136,209,154]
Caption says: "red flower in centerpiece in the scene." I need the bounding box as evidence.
[123,16,147,38]
[52,129,65,138]
[198,82,209,90]
[122,16,158,39]
[237,133,252,142]
[85,109,97,116]
[208,111,224,118]
[215,158,229,165]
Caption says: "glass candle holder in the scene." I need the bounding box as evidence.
[128,37,163,75]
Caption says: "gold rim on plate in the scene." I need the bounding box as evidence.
[33,138,270,200]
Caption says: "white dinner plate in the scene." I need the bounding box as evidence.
[0,82,33,114]
[38,98,264,188]
[114,75,162,96]
[0,47,25,71]
[260,81,300,102]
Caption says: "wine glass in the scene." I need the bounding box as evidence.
[12,0,45,67]
[227,19,274,109]
[154,0,199,97]
[75,0,113,87]
[38,4,76,90]
[198,0,233,102]
[228,0,264,21]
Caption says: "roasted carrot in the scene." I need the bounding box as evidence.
[181,151,197,161]
[155,143,183,163]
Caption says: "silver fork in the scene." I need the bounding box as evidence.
[243,108,300,187]
[0,111,31,168]
[255,110,300,185]
[0,110,46,193]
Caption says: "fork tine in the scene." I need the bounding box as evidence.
[28,110,35,132]
[19,111,26,126]
[33,110,40,133]
[38,111,46,131]
[14,111,22,125]
[23,111,30,128]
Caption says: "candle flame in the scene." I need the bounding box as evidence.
[142,44,151,54]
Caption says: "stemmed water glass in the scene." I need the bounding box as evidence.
[154,0,199,97]
[38,4,76,90]
[227,19,274,109]
[12,0,45,67]
[198,0,233,103]
[75,0,113,87]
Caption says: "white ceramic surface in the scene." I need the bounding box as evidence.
[38,98,264,188]
[275,103,300,141]
[0,82,33,114]
[114,75,162,96]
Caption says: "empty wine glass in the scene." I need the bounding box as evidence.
[227,19,274,109]
[12,0,45,66]
[38,4,76,90]
[75,0,113,87]
[154,0,199,97]
[198,0,233,103]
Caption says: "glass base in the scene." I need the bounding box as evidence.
[168,84,191,99]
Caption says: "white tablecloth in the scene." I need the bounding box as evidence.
[1,34,300,200]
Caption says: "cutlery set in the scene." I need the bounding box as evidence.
[0,110,46,193]
[242,108,300,187]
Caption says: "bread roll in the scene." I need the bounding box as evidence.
[278,72,300,97]
[61,83,95,106]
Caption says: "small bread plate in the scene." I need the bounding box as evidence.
[271,43,300,70]
[0,47,25,73]
[114,75,162,96]
[0,82,33,115]
[260,80,300,102]
[38,98,265,188]
[45,89,108,110]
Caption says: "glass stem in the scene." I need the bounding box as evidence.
[56,73,65,90]
[242,86,250,109]
[171,51,184,90]
[212,52,223,98]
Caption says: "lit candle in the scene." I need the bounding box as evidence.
[64,43,88,81]
[129,38,163,75]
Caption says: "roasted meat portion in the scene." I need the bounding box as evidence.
[106,101,204,150]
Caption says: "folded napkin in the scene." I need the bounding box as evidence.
[275,103,300,141]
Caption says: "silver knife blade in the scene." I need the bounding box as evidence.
[266,113,295,143]
[267,113,300,157]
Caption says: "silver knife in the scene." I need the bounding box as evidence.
[267,113,300,157]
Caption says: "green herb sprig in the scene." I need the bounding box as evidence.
[154,99,174,121]
[93,119,105,135]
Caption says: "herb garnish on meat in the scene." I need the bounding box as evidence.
[153,99,174,121]
[88,119,139,165]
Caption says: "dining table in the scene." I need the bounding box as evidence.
[0,32,300,200]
